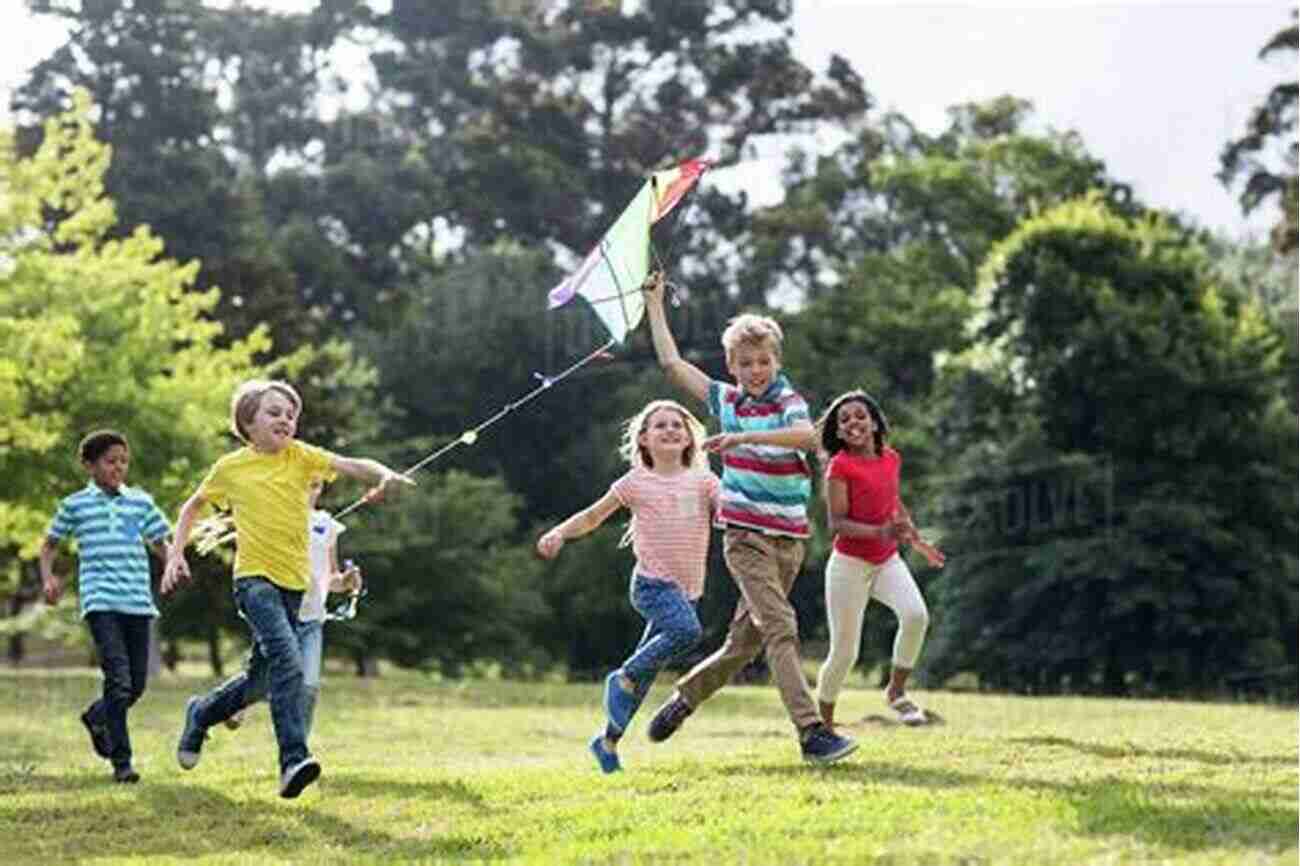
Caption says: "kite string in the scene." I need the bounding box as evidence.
[193,338,619,549]
[332,337,617,521]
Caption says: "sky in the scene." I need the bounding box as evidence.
[0,1,1290,241]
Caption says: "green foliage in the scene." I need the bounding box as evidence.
[928,196,1298,695]
[0,92,267,568]
[335,470,551,676]
[1219,10,1298,255]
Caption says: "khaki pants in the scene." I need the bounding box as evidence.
[675,527,820,731]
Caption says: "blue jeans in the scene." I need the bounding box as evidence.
[298,620,323,737]
[85,612,151,769]
[192,578,310,771]
[232,617,324,738]
[622,574,703,698]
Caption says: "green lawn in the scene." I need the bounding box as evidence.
[0,669,1294,865]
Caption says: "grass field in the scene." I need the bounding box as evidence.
[0,668,1294,865]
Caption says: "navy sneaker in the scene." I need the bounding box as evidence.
[603,671,638,734]
[177,696,207,770]
[80,709,111,760]
[279,757,321,799]
[112,764,140,784]
[588,734,622,774]
[800,723,858,765]
[647,692,693,743]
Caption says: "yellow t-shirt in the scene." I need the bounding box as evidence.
[198,440,338,591]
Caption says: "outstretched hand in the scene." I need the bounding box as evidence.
[364,470,416,504]
[536,529,565,560]
[702,433,740,453]
[891,511,945,568]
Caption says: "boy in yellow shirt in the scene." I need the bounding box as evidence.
[162,379,412,799]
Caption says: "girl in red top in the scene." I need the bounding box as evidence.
[814,390,944,728]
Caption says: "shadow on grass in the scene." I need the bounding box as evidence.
[1008,735,1296,768]
[323,772,491,810]
[0,780,513,862]
[722,759,1297,853]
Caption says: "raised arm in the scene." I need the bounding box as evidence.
[644,271,711,404]
[536,490,624,559]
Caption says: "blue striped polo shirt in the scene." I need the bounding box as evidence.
[708,373,813,537]
[47,483,169,618]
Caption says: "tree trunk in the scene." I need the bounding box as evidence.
[353,649,379,677]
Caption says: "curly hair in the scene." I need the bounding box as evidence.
[818,390,889,456]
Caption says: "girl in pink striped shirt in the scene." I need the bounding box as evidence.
[538,399,719,774]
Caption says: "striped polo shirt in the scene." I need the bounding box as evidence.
[708,373,813,537]
[47,483,169,618]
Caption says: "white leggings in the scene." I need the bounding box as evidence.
[816,549,930,705]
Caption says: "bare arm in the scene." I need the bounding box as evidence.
[38,537,62,605]
[644,272,711,404]
[331,455,415,503]
[162,492,204,594]
[536,490,624,559]
[703,420,817,454]
[894,499,946,568]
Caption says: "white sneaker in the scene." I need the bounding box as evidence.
[279,757,321,799]
[887,692,927,726]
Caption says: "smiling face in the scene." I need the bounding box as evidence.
[727,341,780,398]
[85,444,130,493]
[835,399,876,454]
[638,406,694,468]
[246,390,299,453]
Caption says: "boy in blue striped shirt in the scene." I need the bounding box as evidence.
[642,273,856,765]
[39,430,179,783]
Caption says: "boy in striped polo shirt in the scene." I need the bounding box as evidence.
[642,273,856,765]
[40,430,178,783]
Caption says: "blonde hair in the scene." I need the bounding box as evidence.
[619,399,708,471]
[721,313,783,362]
[617,399,710,548]
[229,379,302,443]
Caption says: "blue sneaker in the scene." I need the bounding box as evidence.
[800,723,858,765]
[603,671,638,734]
[177,696,207,770]
[588,734,622,774]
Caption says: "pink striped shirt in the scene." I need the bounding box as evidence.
[611,466,720,599]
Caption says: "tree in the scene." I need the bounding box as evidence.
[1219,11,1298,256]
[337,470,552,675]
[925,195,1297,696]
[0,92,267,641]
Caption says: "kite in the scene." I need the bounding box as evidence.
[191,159,710,567]
[328,157,709,519]
[547,157,708,343]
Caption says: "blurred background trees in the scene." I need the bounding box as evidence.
[3,1,1293,698]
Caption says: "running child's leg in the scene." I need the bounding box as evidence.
[816,551,873,727]
[297,620,324,739]
[869,554,929,723]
